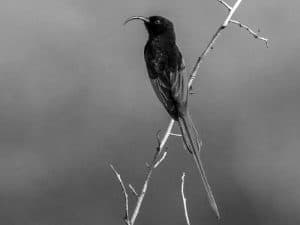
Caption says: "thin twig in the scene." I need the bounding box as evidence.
[217,0,232,11]
[154,151,168,168]
[130,138,168,224]
[170,133,182,137]
[129,184,139,197]
[230,19,269,47]
[158,119,175,154]
[189,25,224,86]
[111,150,167,225]
[181,173,191,225]
[126,127,170,225]
[110,165,131,225]
[130,167,154,224]
[190,0,243,84]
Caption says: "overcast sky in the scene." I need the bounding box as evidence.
[0,0,299,224]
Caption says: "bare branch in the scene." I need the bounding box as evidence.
[181,173,191,225]
[158,119,175,153]
[223,0,243,26]
[154,151,168,168]
[129,184,139,197]
[190,0,243,84]
[130,168,153,224]
[170,133,182,137]
[130,146,168,225]
[230,19,269,47]
[110,164,131,225]
[217,0,232,11]
[188,26,223,86]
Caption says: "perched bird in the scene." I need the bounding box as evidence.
[124,15,219,218]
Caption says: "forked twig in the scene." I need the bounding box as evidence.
[130,150,167,224]
[111,138,168,225]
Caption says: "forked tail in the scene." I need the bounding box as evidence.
[178,111,220,219]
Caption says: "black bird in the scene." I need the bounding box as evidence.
[124,15,219,218]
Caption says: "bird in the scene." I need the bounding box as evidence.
[124,15,220,219]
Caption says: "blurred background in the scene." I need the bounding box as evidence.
[0,0,299,224]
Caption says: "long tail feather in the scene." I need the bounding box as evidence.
[178,111,220,219]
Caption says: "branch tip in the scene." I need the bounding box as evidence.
[229,19,269,47]
[181,173,191,225]
[110,165,130,225]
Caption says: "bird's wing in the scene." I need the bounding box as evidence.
[169,48,189,113]
[149,76,178,119]
[144,44,188,119]
[144,43,177,119]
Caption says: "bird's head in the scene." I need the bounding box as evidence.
[124,15,175,38]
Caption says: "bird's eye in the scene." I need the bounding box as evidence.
[155,20,161,24]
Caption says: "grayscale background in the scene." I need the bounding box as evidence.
[0,0,299,224]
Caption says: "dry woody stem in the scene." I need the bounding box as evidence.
[181,173,191,225]
[230,20,269,47]
[110,165,130,225]
[111,145,167,225]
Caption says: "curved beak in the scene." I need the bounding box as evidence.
[124,16,149,25]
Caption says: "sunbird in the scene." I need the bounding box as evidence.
[125,15,219,218]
